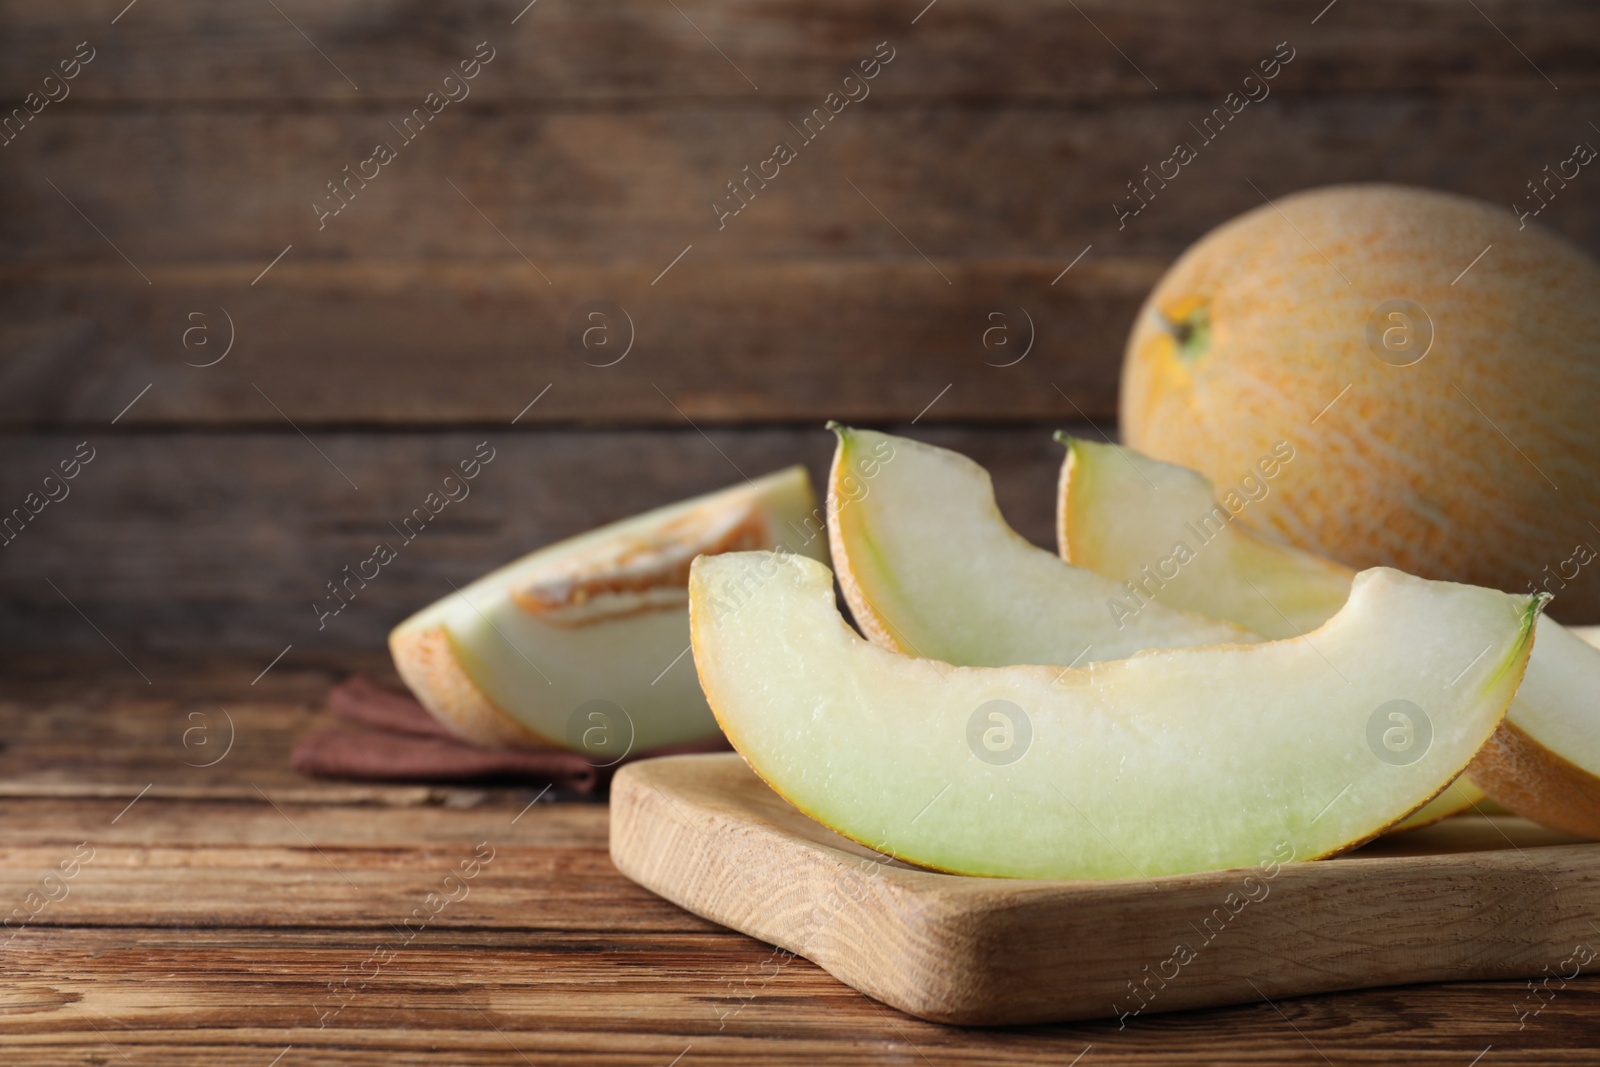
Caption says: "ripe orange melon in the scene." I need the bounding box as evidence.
[1120,184,1600,622]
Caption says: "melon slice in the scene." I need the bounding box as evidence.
[826,427,1476,831]
[691,551,1540,879]
[1390,777,1489,832]
[1469,620,1600,836]
[390,466,825,753]
[1058,436,1600,837]
[826,425,1248,669]
[1056,434,1352,640]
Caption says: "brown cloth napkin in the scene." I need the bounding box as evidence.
[292,674,731,795]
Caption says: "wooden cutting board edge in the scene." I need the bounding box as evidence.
[610,753,1600,1027]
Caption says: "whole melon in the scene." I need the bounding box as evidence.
[1121,184,1600,622]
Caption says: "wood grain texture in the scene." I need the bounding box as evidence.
[7,927,1597,1065]
[0,650,567,805]
[4,661,1600,1064]
[5,95,1596,431]
[612,754,1600,1026]
[0,427,1077,653]
[6,100,1597,269]
[1,0,1595,102]
[4,0,1600,1053]
[0,260,1148,428]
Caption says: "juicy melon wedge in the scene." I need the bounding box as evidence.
[828,427,1478,834]
[1057,436,1600,836]
[1057,434,1352,639]
[826,425,1247,668]
[390,467,825,753]
[1056,434,1484,832]
[691,551,1542,879]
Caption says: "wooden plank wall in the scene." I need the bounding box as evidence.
[1,0,1597,653]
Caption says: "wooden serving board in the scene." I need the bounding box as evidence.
[611,753,1600,1027]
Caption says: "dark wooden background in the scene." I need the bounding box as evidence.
[2,0,1598,656]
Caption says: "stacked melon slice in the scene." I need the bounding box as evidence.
[687,428,1595,880]
[389,425,1596,881]
[1056,435,1600,839]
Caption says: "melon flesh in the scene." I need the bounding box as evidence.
[691,551,1539,879]
[390,466,825,752]
[1058,437,1600,836]
[1057,434,1352,639]
[827,426,1246,668]
[829,427,1478,833]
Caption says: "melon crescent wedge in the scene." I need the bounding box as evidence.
[390,466,825,753]
[1057,436,1600,837]
[826,425,1248,668]
[690,551,1541,880]
[826,426,1473,833]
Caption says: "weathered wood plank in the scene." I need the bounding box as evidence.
[3,928,1600,1063]
[0,428,1077,652]
[0,842,709,931]
[0,650,503,803]
[0,795,599,848]
[1,0,1594,103]
[5,98,1597,430]
[5,100,1595,270]
[0,259,1143,428]
[0,652,595,809]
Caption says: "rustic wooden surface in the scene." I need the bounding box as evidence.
[6,0,1599,102]
[3,659,1600,1064]
[2,1,1598,427]
[4,98,1598,429]
[6,3,1600,1053]
[4,0,1600,652]
[612,753,1600,1027]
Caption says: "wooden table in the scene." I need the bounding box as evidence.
[4,655,1599,1065]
